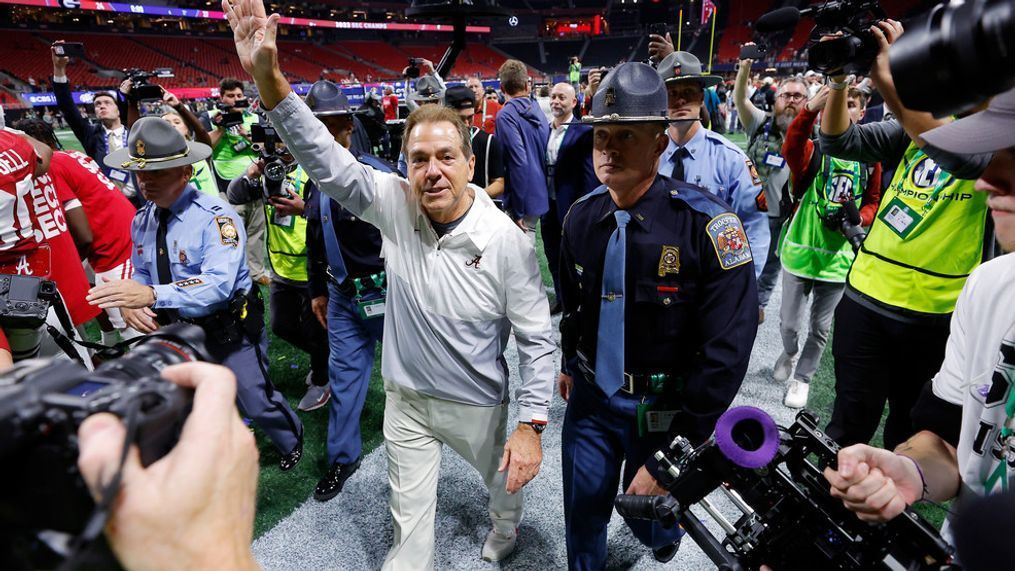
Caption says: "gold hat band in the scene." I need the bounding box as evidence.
[121,148,190,170]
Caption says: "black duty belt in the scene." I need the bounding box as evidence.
[576,352,674,396]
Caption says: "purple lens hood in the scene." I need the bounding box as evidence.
[713,406,780,469]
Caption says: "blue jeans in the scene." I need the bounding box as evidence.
[325,282,384,464]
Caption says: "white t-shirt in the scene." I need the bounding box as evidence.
[931,252,1015,536]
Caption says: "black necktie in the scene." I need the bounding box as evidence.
[156,208,173,285]
[670,147,687,182]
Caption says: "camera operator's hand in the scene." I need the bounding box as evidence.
[245,159,264,179]
[122,307,159,334]
[806,85,832,113]
[51,41,70,76]
[268,191,304,216]
[162,87,182,109]
[119,79,132,97]
[868,19,904,99]
[76,362,259,571]
[87,277,156,310]
[586,68,605,100]
[738,42,757,69]
[558,372,573,402]
[626,465,667,496]
[311,295,328,328]
[648,32,674,63]
[823,443,924,522]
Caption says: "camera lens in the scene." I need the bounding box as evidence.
[95,323,208,381]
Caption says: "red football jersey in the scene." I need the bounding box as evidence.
[30,172,100,325]
[382,94,399,122]
[0,131,43,260]
[49,151,135,272]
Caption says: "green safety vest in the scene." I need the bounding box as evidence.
[781,156,865,282]
[264,166,310,282]
[848,143,988,315]
[209,110,259,180]
[189,159,219,197]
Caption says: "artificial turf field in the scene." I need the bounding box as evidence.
[52,127,944,536]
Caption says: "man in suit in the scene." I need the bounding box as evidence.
[543,82,598,314]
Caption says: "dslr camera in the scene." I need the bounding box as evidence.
[214,97,250,129]
[0,274,59,330]
[123,67,174,102]
[404,57,426,79]
[250,123,291,200]
[0,324,209,567]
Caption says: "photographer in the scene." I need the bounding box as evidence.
[818,20,994,450]
[203,78,270,286]
[75,362,260,571]
[824,87,1015,549]
[224,118,331,414]
[568,56,581,89]
[774,85,881,409]
[734,45,807,321]
[50,41,137,201]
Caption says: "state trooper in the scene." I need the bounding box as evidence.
[87,117,304,470]
[300,80,392,501]
[557,62,759,568]
[655,51,769,280]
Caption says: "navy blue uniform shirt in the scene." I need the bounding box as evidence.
[559,174,759,444]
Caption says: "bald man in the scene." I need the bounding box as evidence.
[542,82,599,313]
[467,76,500,134]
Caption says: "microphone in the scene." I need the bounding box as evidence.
[755,6,801,33]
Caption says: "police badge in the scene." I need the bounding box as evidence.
[657,245,680,277]
[135,139,146,157]
[215,216,240,247]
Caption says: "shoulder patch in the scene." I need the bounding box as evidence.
[215,216,240,247]
[706,213,753,270]
[174,278,204,288]
[755,188,768,212]
[745,159,762,186]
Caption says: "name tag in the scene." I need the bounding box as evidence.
[358,298,385,319]
[764,152,786,169]
[108,169,128,182]
[273,211,294,228]
[880,197,922,239]
[646,410,677,433]
[233,139,249,153]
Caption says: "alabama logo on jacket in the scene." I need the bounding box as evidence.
[707,213,752,270]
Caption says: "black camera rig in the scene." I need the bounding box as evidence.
[122,67,174,102]
[615,407,955,570]
[250,123,292,200]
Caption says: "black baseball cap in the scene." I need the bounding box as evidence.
[443,85,476,111]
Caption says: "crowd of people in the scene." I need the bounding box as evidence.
[2,1,1014,569]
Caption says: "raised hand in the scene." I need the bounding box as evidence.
[222,0,280,81]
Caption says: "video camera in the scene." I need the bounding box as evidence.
[404,57,426,79]
[250,123,291,200]
[0,274,59,330]
[890,0,1015,117]
[214,97,250,129]
[123,67,174,102]
[0,324,209,567]
[615,407,954,570]
[755,1,887,76]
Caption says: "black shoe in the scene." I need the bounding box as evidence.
[549,302,562,315]
[314,457,362,501]
[653,536,682,563]
[278,441,303,471]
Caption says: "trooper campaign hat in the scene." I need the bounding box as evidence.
[410,75,444,104]
[104,116,211,171]
[306,80,355,116]
[656,51,723,88]
[581,62,672,124]
[922,87,1015,154]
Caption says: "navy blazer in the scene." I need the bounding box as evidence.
[550,122,598,223]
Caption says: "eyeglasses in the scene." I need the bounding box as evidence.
[778,92,807,101]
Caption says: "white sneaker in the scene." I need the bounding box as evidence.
[784,379,810,408]
[297,384,331,412]
[773,352,796,383]
[481,528,517,562]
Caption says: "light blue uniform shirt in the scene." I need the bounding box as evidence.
[658,126,769,278]
[131,185,251,319]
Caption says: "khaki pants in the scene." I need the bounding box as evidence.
[234,199,267,281]
[381,383,522,571]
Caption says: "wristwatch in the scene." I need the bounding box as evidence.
[520,421,546,435]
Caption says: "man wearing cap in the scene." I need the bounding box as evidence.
[557,61,758,568]
[86,117,304,471]
[225,1,555,566]
[301,80,394,501]
[818,20,994,451]
[444,84,505,201]
[656,51,769,280]
[821,85,1015,547]
[734,46,808,320]
[543,82,597,314]
[496,59,550,239]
